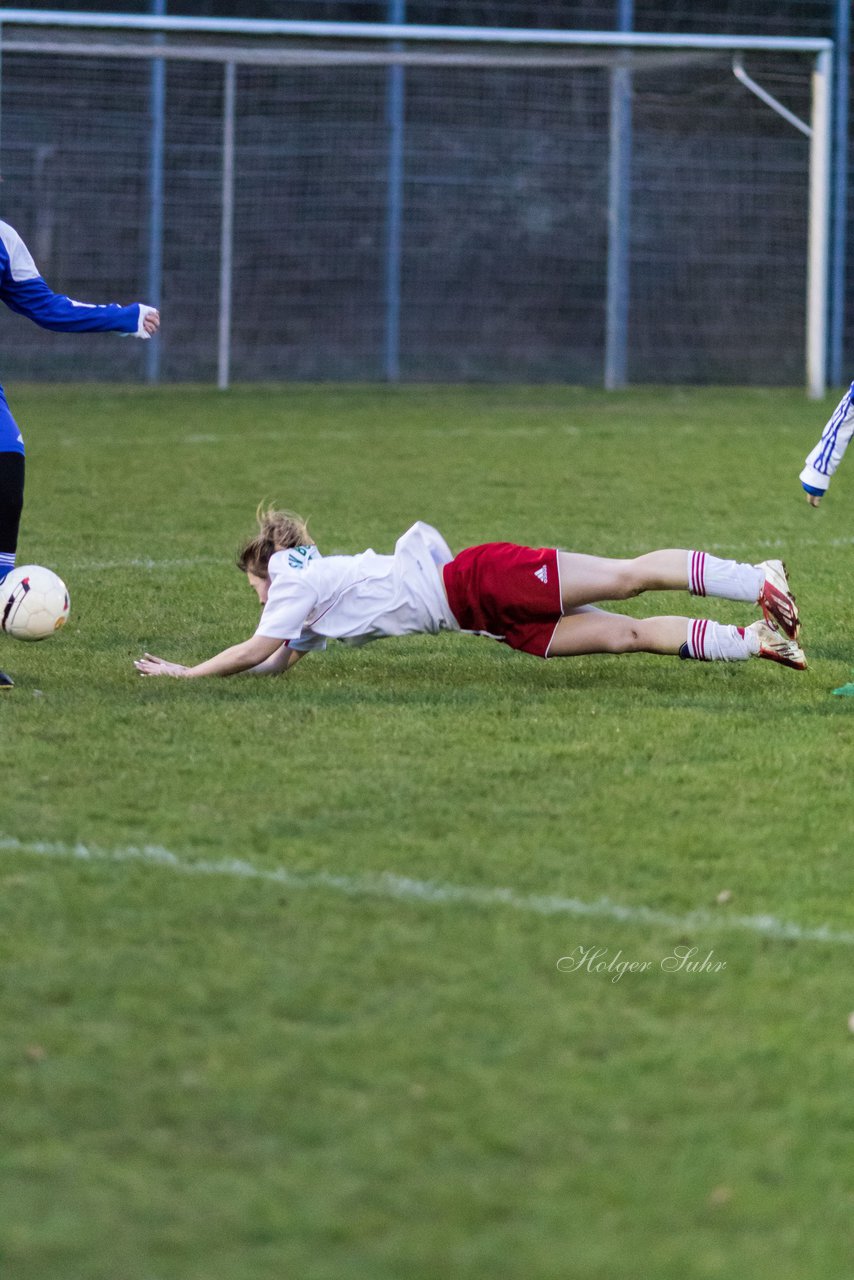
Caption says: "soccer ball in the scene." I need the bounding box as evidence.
[1,565,70,641]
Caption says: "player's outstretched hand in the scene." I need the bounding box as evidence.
[131,305,160,339]
[135,653,188,677]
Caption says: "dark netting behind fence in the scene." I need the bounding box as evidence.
[0,25,822,384]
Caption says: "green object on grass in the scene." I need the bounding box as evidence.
[832,679,854,696]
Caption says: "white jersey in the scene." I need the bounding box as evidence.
[255,521,460,652]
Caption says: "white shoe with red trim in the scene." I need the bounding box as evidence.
[748,620,806,671]
[757,560,800,641]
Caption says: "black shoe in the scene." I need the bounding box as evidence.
[0,670,13,688]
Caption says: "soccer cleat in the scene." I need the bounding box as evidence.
[0,670,13,689]
[757,559,800,641]
[747,620,807,671]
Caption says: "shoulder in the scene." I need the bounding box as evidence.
[269,545,322,576]
[266,548,321,604]
[0,220,20,249]
[0,221,38,280]
[268,542,322,583]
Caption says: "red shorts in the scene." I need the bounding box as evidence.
[442,542,562,658]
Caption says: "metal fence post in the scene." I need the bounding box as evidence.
[146,0,165,384]
[807,47,832,399]
[604,0,633,390]
[384,0,405,382]
[829,0,850,386]
[218,60,236,390]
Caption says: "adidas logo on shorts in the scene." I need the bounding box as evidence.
[534,565,549,584]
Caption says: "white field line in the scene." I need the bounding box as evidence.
[63,536,854,574]
[1,834,852,947]
[66,555,223,572]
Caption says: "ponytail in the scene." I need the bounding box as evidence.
[237,505,311,577]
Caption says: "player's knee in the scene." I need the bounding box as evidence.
[621,621,644,652]
[615,561,644,599]
[606,620,643,653]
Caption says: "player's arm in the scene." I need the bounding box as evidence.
[247,644,306,675]
[0,221,159,337]
[800,382,854,506]
[135,634,288,679]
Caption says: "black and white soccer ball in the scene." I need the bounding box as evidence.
[1,564,71,641]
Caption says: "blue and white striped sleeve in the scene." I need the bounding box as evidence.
[800,382,854,496]
[0,220,151,336]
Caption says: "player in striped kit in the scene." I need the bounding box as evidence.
[135,509,806,680]
[800,381,854,506]
[0,219,159,687]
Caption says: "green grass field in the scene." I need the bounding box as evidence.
[2,384,854,1280]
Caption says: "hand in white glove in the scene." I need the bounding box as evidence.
[134,305,160,339]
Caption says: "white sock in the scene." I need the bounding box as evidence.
[688,551,763,603]
[683,619,755,662]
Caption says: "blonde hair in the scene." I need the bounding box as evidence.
[237,505,312,577]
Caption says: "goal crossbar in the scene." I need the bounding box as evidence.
[0,10,833,55]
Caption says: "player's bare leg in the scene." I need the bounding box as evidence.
[548,606,688,656]
[547,606,805,669]
[556,550,688,609]
[556,549,799,640]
